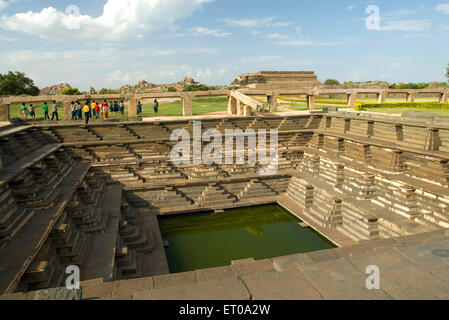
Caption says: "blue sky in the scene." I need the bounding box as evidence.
[0,0,449,91]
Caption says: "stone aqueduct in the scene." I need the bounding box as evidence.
[0,87,448,121]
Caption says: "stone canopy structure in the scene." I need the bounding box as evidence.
[232,71,322,90]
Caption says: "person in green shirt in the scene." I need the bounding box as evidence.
[43,102,49,120]
[20,103,28,120]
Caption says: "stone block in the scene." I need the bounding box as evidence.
[152,271,196,289]
[133,279,250,300]
[34,288,82,300]
[112,277,154,297]
[230,259,275,277]
[241,270,323,300]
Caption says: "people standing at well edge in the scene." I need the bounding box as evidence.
[154,99,159,114]
[71,101,77,120]
[137,101,142,115]
[51,101,59,121]
[91,101,97,119]
[43,102,49,120]
[94,102,100,119]
[120,101,124,116]
[83,101,91,124]
[29,104,36,120]
[77,102,83,120]
[21,103,28,120]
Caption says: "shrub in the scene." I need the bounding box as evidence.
[278,96,348,105]
[324,79,340,85]
[183,84,210,92]
[357,102,449,110]
[355,103,363,111]
[389,83,429,90]
[98,88,118,94]
[60,87,81,95]
[167,87,177,92]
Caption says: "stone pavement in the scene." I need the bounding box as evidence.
[2,229,447,300]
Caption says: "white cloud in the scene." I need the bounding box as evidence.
[0,0,7,11]
[347,5,355,11]
[189,27,231,37]
[0,0,12,11]
[379,20,431,31]
[0,0,214,41]
[223,16,291,28]
[436,4,449,14]
[275,38,359,47]
[107,70,132,83]
[265,33,290,40]
[384,9,416,18]
[0,47,224,89]
[196,68,213,80]
[0,34,15,41]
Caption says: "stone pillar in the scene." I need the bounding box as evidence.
[237,101,244,116]
[406,92,415,103]
[267,92,278,112]
[306,95,316,110]
[440,91,448,103]
[347,92,358,107]
[63,101,72,120]
[129,99,138,118]
[377,91,386,104]
[227,96,237,114]
[244,105,252,117]
[0,104,10,122]
[182,93,193,116]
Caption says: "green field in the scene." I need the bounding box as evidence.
[278,102,343,111]
[9,97,229,120]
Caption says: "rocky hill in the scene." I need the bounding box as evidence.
[118,76,226,94]
[39,83,71,95]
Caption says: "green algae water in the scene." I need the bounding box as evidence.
[159,204,336,273]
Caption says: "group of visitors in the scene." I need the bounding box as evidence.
[137,99,158,115]
[70,100,125,122]
[20,99,160,122]
[20,101,59,121]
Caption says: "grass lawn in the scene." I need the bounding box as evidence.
[9,97,229,120]
[278,102,337,111]
[9,102,67,120]
[362,107,449,115]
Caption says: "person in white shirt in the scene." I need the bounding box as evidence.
[51,101,59,121]
[71,101,77,120]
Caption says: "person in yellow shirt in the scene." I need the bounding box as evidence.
[91,101,97,119]
[82,102,91,124]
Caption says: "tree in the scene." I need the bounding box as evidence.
[389,83,429,90]
[167,87,177,93]
[0,71,40,96]
[446,62,449,82]
[60,87,81,95]
[324,79,340,86]
[182,84,210,92]
[98,88,118,94]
